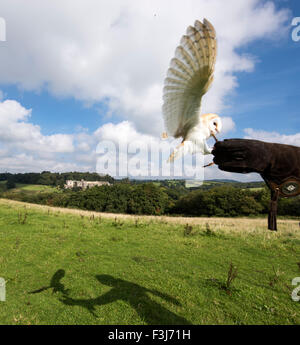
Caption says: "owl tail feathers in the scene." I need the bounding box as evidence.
[168,141,194,163]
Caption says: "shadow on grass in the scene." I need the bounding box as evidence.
[60,274,192,325]
[29,269,70,295]
[204,277,240,296]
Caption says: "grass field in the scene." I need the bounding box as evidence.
[0,199,299,325]
[13,184,59,193]
[0,182,59,195]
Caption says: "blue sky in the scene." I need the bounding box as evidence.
[0,0,299,181]
[225,0,300,135]
[0,85,112,135]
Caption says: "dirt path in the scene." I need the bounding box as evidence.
[0,198,298,231]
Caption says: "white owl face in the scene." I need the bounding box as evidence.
[208,115,222,135]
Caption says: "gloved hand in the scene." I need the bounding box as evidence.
[212,139,300,186]
[211,139,300,231]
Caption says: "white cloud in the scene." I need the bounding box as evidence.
[244,128,300,146]
[0,0,289,135]
[0,98,102,173]
[0,1,290,179]
[94,121,168,178]
[94,121,155,146]
[93,121,262,181]
[0,99,74,153]
[0,153,84,173]
[220,117,236,136]
[202,162,262,182]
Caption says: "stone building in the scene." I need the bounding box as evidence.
[64,179,110,190]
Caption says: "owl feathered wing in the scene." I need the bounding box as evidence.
[162,19,217,140]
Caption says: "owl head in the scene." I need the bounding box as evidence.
[202,113,222,136]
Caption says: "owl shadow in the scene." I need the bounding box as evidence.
[29,269,70,295]
[60,274,192,325]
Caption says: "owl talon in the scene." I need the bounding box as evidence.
[211,132,218,142]
[203,162,215,168]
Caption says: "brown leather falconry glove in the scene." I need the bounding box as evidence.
[212,139,300,231]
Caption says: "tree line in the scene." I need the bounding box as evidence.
[0,171,114,188]
[1,178,300,218]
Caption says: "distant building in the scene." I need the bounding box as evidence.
[64,179,110,190]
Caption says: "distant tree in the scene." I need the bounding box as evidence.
[6,178,16,190]
[171,186,264,217]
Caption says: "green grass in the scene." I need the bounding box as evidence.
[0,183,59,195]
[13,184,59,193]
[0,183,61,199]
[0,201,300,325]
[246,187,264,191]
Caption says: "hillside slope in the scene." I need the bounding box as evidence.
[0,198,299,325]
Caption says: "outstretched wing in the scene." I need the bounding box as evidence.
[162,19,217,139]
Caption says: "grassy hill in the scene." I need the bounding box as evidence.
[0,181,59,192]
[0,199,299,325]
[13,183,59,193]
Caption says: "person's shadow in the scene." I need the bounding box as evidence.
[29,269,70,295]
[60,274,191,325]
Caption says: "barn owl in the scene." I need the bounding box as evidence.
[162,19,222,163]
